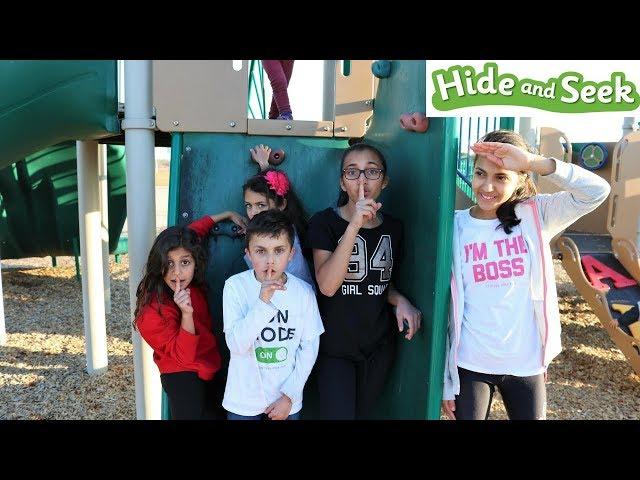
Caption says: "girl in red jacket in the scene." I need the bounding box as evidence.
[134,211,247,419]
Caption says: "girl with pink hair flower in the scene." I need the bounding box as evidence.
[225,145,314,288]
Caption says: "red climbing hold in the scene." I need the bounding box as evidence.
[269,149,285,166]
[400,112,429,133]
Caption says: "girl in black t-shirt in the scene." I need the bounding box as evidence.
[307,143,422,419]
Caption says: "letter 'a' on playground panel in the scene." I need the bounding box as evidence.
[425,60,640,117]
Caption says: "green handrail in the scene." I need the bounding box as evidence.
[248,60,266,119]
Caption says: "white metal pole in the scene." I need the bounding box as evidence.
[322,60,336,122]
[99,144,111,314]
[77,140,108,375]
[0,259,6,346]
[518,117,538,149]
[124,60,161,420]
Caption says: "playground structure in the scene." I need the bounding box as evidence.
[0,60,638,420]
[0,61,126,359]
[551,129,640,376]
[153,60,455,419]
[0,142,128,276]
[0,60,457,419]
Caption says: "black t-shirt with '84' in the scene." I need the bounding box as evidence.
[307,207,404,359]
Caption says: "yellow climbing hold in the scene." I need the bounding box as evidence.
[611,303,634,314]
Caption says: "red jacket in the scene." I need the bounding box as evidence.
[136,216,222,381]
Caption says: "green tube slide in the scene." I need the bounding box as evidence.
[0,61,126,259]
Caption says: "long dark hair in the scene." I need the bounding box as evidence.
[242,168,309,248]
[475,130,538,234]
[336,143,388,207]
[133,226,208,327]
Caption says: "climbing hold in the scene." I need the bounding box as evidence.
[611,303,634,314]
[400,113,414,130]
[410,112,429,133]
[372,60,391,79]
[400,112,429,133]
[269,149,285,166]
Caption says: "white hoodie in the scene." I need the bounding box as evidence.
[222,270,324,416]
[443,159,611,400]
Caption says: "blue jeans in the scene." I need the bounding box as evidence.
[227,411,301,420]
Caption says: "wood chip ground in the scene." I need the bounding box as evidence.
[1,256,638,419]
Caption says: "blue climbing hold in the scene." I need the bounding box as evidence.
[372,60,391,78]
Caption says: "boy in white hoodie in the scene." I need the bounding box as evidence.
[442,130,610,420]
[222,209,324,420]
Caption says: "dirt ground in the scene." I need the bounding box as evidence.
[0,256,638,420]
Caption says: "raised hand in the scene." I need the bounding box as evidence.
[173,277,193,315]
[350,182,382,229]
[259,268,286,304]
[209,211,249,234]
[227,211,248,234]
[470,141,537,172]
[250,144,272,171]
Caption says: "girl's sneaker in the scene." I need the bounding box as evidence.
[277,111,293,120]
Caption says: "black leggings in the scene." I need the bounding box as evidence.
[316,338,395,420]
[455,367,546,420]
[160,371,223,420]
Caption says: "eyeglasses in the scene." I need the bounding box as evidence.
[342,168,385,180]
